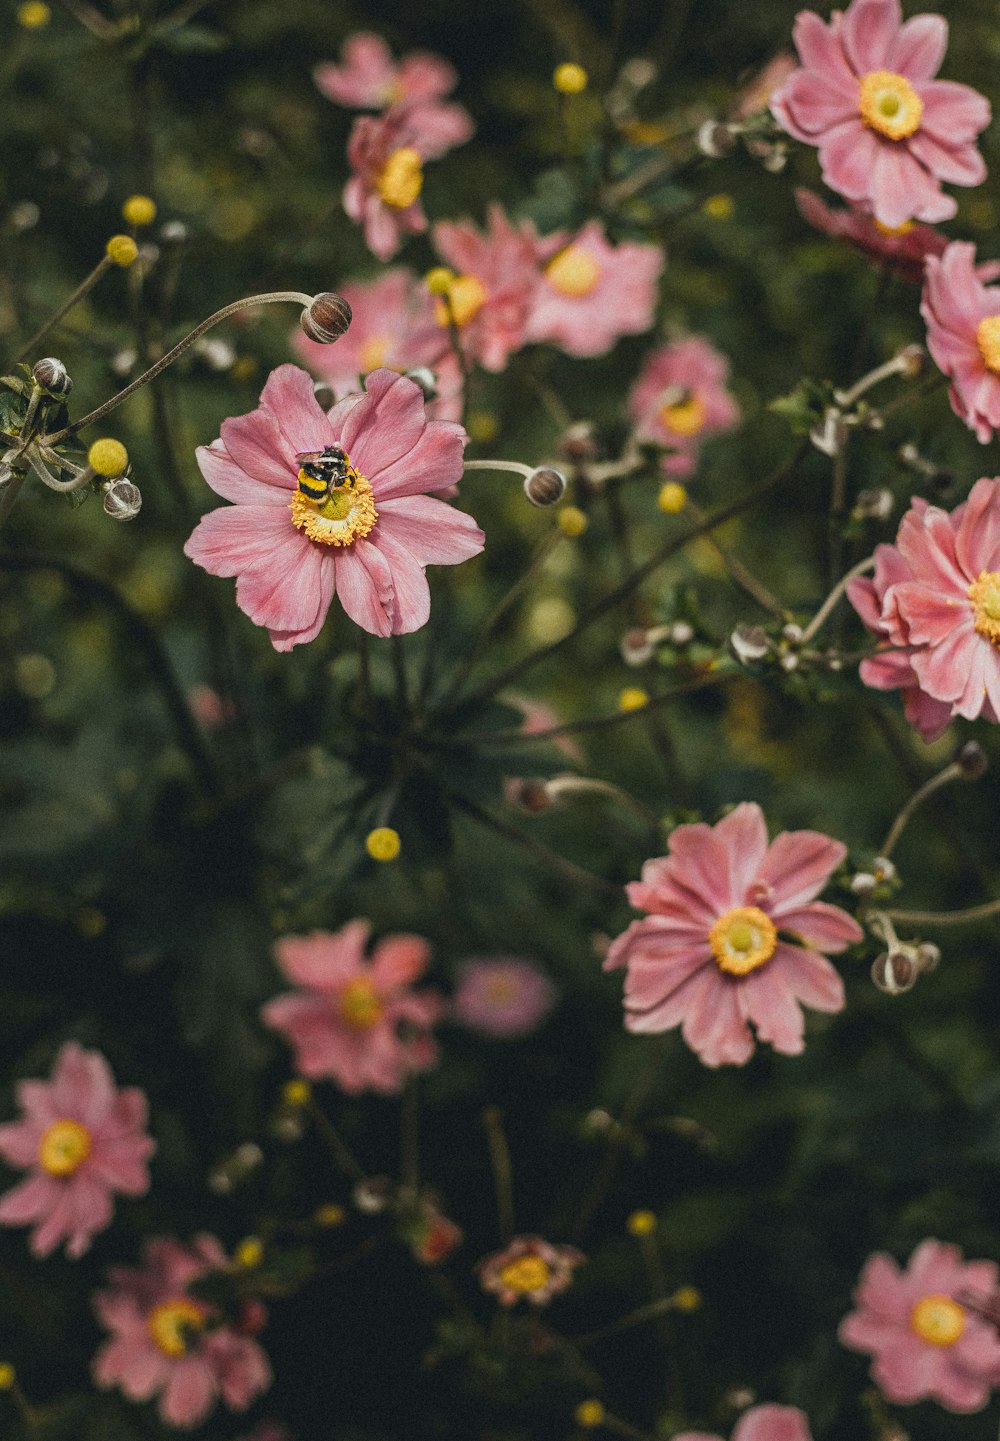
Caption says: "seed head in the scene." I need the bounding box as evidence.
[300,292,352,344]
[524,466,566,507]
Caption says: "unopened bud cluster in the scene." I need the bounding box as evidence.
[871,941,941,996]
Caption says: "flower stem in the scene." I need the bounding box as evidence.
[881,898,1000,927]
[683,495,784,615]
[880,760,964,860]
[452,793,622,898]
[12,253,113,365]
[799,554,875,646]
[482,1106,515,1242]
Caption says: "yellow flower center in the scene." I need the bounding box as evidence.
[968,570,1000,644]
[873,218,916,237]
[910,1294,966,1347]
[375,147,424,209]
[433,273,489,329]
[290,459,377,548]
[544,245,601,298]
[338,977,384,1029]
[37,1118,92,1176]
[499,1255,551,1294]
[359,336,391,372]
[659,392,706,438]
[708,905,778,977]
[858,70,923,140]
[485,976,518,1004]
[147,1299,206,1358]
[977,314,1000,374]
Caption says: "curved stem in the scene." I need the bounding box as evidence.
[882,898,1000,927]
[452,792,621,899]
[799,553,875,646]
[880,760,963,860]
[482,1107,515,1242]
[12,253,113,365]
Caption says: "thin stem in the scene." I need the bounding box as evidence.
[462,459,534,481]
[400,1079,419,1192]
[452,793,621,899]
[544,775,662,830]
[828,422,849,590]
[880,760,963,859]
[306,1097,367,1183]
[391,633,409,714]
[570,1295,680,1350]
[45,291,314,443]
[482,1107,515,1242]
[799,554,875,646]
[882,898,1000,927]
[684,496,784,616]
[12,254,113,365]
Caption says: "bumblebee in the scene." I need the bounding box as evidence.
[295,445,354,503]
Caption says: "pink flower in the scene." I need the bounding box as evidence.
[452,958,557,1038]
[524,221,664,358]
[605,803,861,1067]
[477,1235,584,1307]
[260,921,443,1095]
[0,1041,154,1259]
[839,1239,1000,1411]
[922,241,1000,442]
[847,480,1000,735]
[628,337,740,477]
[795,186,947,282]
[292,268,463,422]
[314,32,474,157]
[675,1404,814,1441]
[92,1233,272,1429]
[730,53,800,120]
[184,365,483,648]
[430,204,543,372]
[343,108,430,262]
[770,0,990,228]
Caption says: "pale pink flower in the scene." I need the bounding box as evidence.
[628,337,740,477]
[477,1235,584,1307]
[795,186,947,282]
[92,1233,271,1429]
[0,1041,154,1259]
[770,0,990,228]
[188,683,235,729]
[343,108,430,262]
[260,921,443,1095]
[730,53,800,120]
[184,365,483,648]
[314,32,474,157]
[839,1239,1000,1411]
[453,958,557,1038]
[922,241,1000,442]
[524,221,664,358]
[847,481,1000,734]
[605,803,861,1067]
[675,1404,814,1441]
[292,268,463,422]
[430,204,543,372]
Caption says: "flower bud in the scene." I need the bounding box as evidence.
[32,357,72,397]
[353,1175,394,1214]
[872,856,896,883]
[916,942,941,973]
[621,628,655,666]
[853,487,894,522]
[300,292,352,344]
[697,120,736,158]
[159,220,189,246]
[897,343,924,378]
[871,949,918,995]
[403,365,438,400]
[102,478,142,521]
[312,381,337,410]
[524,466,566,507]
[558,422,597,464]
[670,620,694,646]
[509,778,551,814]
[850,872,877,896]
[957,740,988,780]
[729,625,770,664]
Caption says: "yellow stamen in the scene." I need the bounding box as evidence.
[910,1294,965,1347]
[289,466,377,547]
[660,393,705,438]
[375,147,423,209]
[553,62,588,95]
[977,314,1000,375]
[708,905,778,977]
[365,826,401,861]
[858,70,923,141]
[499,1255,551,1293]
[873,218,915,237]
[433,273,488,329]
[338,977,384,1030]
[147,1299,205,1358]
[968,570,1000,643]
[545,245,601,299]
[359,336,390,372]
[37,1118,92,1176]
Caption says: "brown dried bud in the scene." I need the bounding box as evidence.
[509,778,550,814]
[300,292,352,344]
[730,624,770,664]
[524,466,567,507]
[957,740,987,780]
[871,949,918,995]
[558,422,598,464]
[621,628,655,667]
[102,478,142,521]
[697,120,737,158]
[32,357,72,397]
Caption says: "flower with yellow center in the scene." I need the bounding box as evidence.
[338,976,384,1030]
[708,905,778,977]
[375,148,423,209]
[968,570,1000,644]
[545,246,601,299]
[359,336,391,373]
[858,70,923,141]
[290,456,378,548]
[38,1118,92,1176]
[499,1254,551,1295]
[660,392,705,438]
[147,1298,205,1358]
[433,273,488,329]
[977,315,1000,375]
[910,1293,966,1347]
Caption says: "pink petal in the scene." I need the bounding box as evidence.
[919,80,992,146]
[714,803,770,904]
[220,408,294,490]
[778,69,859,134]
[910,617,980,704]
[908,131,986,187]
[623,957,714,1032]
[334,541,395,637]
[51,1043,116,1127]
[770,945,846,1014]
[819,121,882,203]
[869,1332,943,1403]
[28,1181,76,1257]
[681,972,756,1067]
[957,479,1000,576]
[234,531,330,634]
[841,0,901,74]
[738,966,806,1055]
[275,923,372,989]
[375,495,484,563]
[622,944,714,1010]
[665,823,733,911]
[338,370,428,476]
[369,420,467,503]
[207,1332,272,1409]
[0,1171,59,1225]
[94,1335,168,1398]
[851,1250,911,1321]
[160,1353,218,1428]
[196,441,288,506]
[184,503,297,580]
[758,830,846,911]
[888,14,947,79]
[774,902,861,952]
[259,364,337,458]
[370,934,431,990]
[732,1405,814,1441]
[88,1134,155,1194]
[791,9,855,83]
[887,581,970,646]
[0,1118,44,1167]
[368,529,431,633]
[953,1318,1000,1375]
[65,1172,113,1257]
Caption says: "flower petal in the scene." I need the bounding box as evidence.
[375,495,484,563]
[841,0,901,74]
